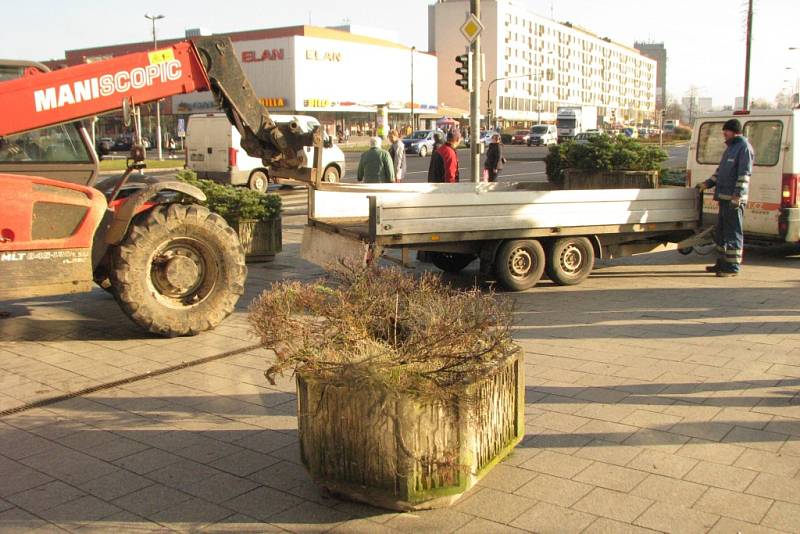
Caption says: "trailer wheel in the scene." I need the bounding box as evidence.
[430,252,476,273]
[545,237,595,286]
[110,203,247,337]
[248,171,268,193]
[495,239,545,291]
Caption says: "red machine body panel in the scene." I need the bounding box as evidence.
[0,42,211,136]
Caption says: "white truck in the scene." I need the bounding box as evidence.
[687,109,800,244]
[557,106,598,142]
[301,181,701,291]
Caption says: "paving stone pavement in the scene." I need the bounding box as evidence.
[1,214,800,532]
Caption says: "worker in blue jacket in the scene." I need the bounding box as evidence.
[696,118,754,277]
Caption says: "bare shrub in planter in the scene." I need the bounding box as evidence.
[249,266,524,510]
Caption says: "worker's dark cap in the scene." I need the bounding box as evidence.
[722,119,742,134]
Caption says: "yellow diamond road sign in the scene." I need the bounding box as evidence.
[460,14,484,43]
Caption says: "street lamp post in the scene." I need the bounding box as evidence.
[145,14,165,161]
[410,46,415,132]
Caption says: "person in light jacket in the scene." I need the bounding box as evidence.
[357,136,395,183]
[387,129,406,182]
[483,133,506,182]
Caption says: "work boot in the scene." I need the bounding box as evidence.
[716,270,738,278]
[705,264,721,273]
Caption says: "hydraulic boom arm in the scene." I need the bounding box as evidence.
[0,36,316,173]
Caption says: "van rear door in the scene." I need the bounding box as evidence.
[186,115,232,177]
[741,118,785,236]
[693,116,786,238]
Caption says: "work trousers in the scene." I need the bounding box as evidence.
[714,199,744,272]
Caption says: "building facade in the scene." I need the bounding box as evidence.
[634,42,666,111]
[430,0,657,127]
[58,26,438,138]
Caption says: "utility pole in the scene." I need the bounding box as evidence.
[145,14,165,160]
[469,0,481,183]
[743,0,753,111]
[410,46,416,131]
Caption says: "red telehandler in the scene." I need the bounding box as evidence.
[0,37,319,336]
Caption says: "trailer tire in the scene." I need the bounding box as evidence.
[430,252,476,273]
[545,237,595,286]
[495,239,545,291]
[110,203,247,337]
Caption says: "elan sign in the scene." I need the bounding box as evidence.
[305,50,342,62]
[241,49,285,63]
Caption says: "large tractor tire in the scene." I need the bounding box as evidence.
[110,203,247,337]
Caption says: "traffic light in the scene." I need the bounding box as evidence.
[455,52,472,92]
[660,109,666,118]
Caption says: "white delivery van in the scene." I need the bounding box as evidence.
[186,113,346,192]
[688,109,799,243]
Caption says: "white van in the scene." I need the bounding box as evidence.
[528,124,557,146]
[688,109,799,243]
[186,113,346,192]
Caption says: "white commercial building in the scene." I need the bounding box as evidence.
[173,26,438,134]
[429,0,657,127]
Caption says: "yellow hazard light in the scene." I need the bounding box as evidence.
[431,235,440,241]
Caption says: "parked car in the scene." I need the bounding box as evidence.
[511,130,530,145]
[111,136,132,151]
[403,129,444,157]
[574,131,604,144]
[527,124,557,146]
[95,137,113,155]
[465,130,499,148]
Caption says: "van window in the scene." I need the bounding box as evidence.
[696,122,727,165]
[744,120,782,166]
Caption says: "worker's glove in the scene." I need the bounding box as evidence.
[730,196,741,208]
[695,183,707,192]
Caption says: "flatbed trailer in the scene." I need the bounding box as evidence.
[301,181,701,290]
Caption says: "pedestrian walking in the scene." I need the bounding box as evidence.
[434,130,461,183]
[483,133,507,182]
[695,118,754,277]
[357,136,395,183]
[427,132,446,183]
[167,137,176,157]
[387,129,406,182]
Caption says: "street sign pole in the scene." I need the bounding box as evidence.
[469,0,481,183]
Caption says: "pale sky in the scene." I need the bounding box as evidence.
[3,0,798,108]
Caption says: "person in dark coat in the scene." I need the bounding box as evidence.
[427,131,446,182]
[483,133,506,182]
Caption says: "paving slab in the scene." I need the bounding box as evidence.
[2,220,800,531]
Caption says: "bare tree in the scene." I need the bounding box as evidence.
[665,100,685,121]
[750,98,773,110]
[775,90,793,109]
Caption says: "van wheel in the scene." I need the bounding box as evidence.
[248,171,268,193]
[322,165,340,183]
[545,237,595,286]
[495,239,545,291]
[419,145,428,158]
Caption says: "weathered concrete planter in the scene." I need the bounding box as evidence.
[564,169,659,190]
[295,350,524,511]
[234,216,282,263]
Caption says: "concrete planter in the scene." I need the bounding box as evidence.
[564,169,659,190]
[234,216,282,263]
[295,349,524,511]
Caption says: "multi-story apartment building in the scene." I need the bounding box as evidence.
[430,0,657,127]
[634,42,667,110]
